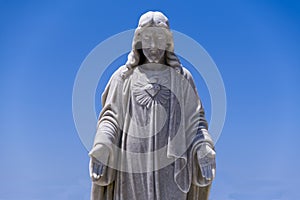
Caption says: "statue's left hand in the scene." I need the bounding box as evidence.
[196,143,216,180]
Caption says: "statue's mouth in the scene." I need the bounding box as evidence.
[150,50,158,55]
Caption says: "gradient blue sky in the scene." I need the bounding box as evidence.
[1,0,300,199]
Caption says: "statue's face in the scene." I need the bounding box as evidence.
[141,27,167,64]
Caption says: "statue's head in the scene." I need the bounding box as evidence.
[123,11,182,77]
[132,11,174,64]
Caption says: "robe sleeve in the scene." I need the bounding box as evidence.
[171,67,215,193]
[89,71,124,186]
[184,69,215,187]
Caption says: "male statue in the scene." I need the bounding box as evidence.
[89,11,216,200]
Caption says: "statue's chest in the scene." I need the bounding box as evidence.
[130,67,171,109]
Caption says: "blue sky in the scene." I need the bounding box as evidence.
[1,0,300,199]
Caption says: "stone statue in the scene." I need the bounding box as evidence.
[89,11,216,200]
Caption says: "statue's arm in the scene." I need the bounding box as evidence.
[183,69,216,185]
[89,74,124,185]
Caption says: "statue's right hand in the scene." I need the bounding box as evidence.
[89,157,106,181]
[88,144,110,181]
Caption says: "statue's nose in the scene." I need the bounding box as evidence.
[150,38,159,50]
[150,40,155,49]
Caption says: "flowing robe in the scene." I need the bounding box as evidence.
[89,64,215,200]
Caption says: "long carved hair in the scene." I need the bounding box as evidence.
[121,11,183,79]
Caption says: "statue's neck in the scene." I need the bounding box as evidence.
[138,63,168,71]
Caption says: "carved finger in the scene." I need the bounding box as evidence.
[201,166,207,178]
[212,168,216,178]
[91,162,99,180]
[212,159,216,169]
[198,158,202,170]
[102,165,107,176]
[206,165,212,180]
[98,164,104,177]
[93,163,98,174]
[205,166,211,179]
[201,166,206,178]
[92,163,101,180]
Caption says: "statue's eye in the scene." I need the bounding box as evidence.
[156,34,166,41]
[143,35,150,40]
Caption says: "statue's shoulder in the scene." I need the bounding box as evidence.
[109,65,128,83]
[181,66,195,81]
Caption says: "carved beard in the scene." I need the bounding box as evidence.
[142,48,165,64]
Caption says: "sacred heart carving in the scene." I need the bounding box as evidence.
[132,79,170,109]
